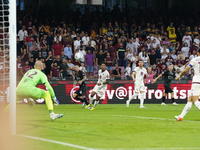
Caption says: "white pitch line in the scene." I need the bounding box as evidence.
[100,147,200,150]
[111,115,200,123]
[18,134,98,150]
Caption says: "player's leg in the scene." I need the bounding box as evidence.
[90,88,106,110]
[126,84,139,107]
[42,91,63,121]
[161,87,168,105]
[175,96,193,121]
[139,91,146,108]
[80,84,89,107]
[85,90,96,109]
[90,96,101,110]
[175,84,198,121]
[171,92,178,105]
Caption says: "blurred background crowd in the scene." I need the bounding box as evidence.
[1,2,199,82]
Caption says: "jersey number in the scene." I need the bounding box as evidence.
[99,75,102,79]
[141,72,143,75]
[26,71,37,79]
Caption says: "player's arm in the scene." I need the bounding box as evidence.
[78,75,86,85]
[42,75,59,106]
[132,72,136,82]
[175,66,191,80]
[152,74,162,83]
[73,80,77,87]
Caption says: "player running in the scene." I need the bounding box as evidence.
[16,61,63,121]
[126,60,149,108]
[73,65,89,107]
[153,64,178,106]
[85,62,110,110]
[175,49,200,121]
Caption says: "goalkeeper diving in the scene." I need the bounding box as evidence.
[16,60,63,121]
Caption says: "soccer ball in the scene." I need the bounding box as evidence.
[75,52,83,62]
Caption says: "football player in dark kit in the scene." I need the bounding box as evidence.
[153,64,178,106]
[72,65,89,107]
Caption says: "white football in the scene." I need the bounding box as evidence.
[75,52,83,62]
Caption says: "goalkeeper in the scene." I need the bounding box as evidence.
[16,60,63,121]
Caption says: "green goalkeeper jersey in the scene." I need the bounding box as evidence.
[17,69,55,98]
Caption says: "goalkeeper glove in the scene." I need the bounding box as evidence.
[53,96,59,106]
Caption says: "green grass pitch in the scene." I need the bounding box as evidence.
[15,104,200,150]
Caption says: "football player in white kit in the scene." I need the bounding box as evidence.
[85,62,110,110]
[175,48,200,121]
[126,60,149,108]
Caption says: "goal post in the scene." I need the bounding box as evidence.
[9,0,16,135]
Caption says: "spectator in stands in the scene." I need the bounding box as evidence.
[45,51,53,76]
[149,50,157,67]
[50,62,60,80]
[103,43,110,55]
[188,69,194,79]
[18,25,28,47]
[77,40,85,50]
[53,40,62,57]
[194,35,199,48]
[85,41,95,55]
[126,38,134,53]
[105,52,113,76]
[160,63,167,74]
[96,50,106,67]
[175,62,185,72]
[189,42,198,55]
[74,36,81,50]
[64,43,72,59]
[171,50,177,61]
[60,59,69,80]
[79,46,86,63]
[165,53,174,66]
[115,38,122,49]
[60,51,68,61]
[54,32,62,42]
[141,51,149,68]
[181,42,189,59]
[54,55,62,66]
[72,49,80,66]
[85,49,95,78]
[125,48,133,66]
[162,37,171,48]
[132,37,140,53]
[79,62,86,76]
[112,64,122,80]
[20,49,28,66]
[169,43,176,53]
[67,59,74,76]
[46,31,54,51]
[82,32,90,46]
[145,67,154,84]
[125,63,131,80]
[175,69,182,78]
[161,45,169,59]
[29,57,35,68]
[152,64,159,78]
[131,52,139,71]
[117,43,126,67]
[21,61,32,76]
[189,50,197,61]
[182,31,192,47]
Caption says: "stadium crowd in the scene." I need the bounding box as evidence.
[8,4,200,81]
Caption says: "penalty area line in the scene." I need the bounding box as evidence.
[111,115,200,123]
[99,147,200,150]
[17,134,97,150]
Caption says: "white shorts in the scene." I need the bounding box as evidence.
[135,83,145,93]
[93,85,107,97]
[191,84,200,96]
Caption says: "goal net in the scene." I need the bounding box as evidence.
[0,0,17,135]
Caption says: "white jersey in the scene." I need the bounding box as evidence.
[134,67,147,83]
[97,69,110,87]
[189,56,200,83]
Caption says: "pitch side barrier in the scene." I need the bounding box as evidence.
[0,80,193,104]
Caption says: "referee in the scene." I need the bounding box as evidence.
[72,65,89,107]
[153,64,178,106]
